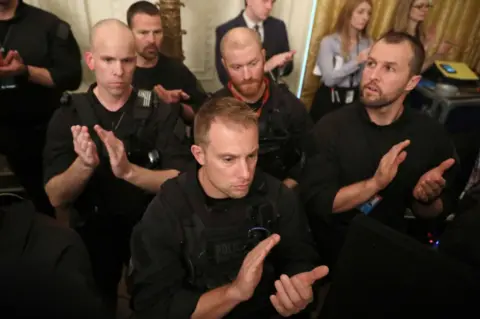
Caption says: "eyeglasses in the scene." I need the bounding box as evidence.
[412,3,433,10]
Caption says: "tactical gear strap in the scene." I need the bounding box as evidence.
[70,89,158,157]
[70,94,105,157]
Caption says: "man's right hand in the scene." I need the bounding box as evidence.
[264,51,296,73]
[154,84,190,104]
[71,125,99,169]
[228,234,281,302]
[0,50,14,67]
[372,139,410,191]
[0,50,26,78]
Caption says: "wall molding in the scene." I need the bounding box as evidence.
[24,0,314,94]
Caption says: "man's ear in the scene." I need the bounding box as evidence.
[405,74,421,92]
[191,144,206,166]
[84,51,94,71]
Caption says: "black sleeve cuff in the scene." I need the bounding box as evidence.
[170,288,203,319]
[48,64,82,91]
[281,262,315,278]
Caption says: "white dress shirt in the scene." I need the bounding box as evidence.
[243,11,264,42]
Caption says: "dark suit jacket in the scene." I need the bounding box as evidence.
[215,11,293,86]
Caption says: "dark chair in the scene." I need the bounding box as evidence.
[318,215,479,319]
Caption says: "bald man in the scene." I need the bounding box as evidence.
[43,18,192,317]
[212,27,312,188]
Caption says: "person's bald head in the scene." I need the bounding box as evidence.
[85,19,137,99]
[220,27,262,59]
[220,27,266,101]
[90,19,134,52]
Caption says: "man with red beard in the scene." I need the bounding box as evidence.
[212,27,311,188]
[300,31,459,270]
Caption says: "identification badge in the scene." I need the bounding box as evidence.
[357,195,382,215]
[333,56,344,71]
[345,90,355,104]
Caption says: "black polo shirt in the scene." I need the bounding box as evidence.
[301,102,458,263]
[0,0,81,127]
[132,52,208,111]
[43,84,193,219]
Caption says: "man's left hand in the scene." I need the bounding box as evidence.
[413,158,455,203]
[94,125,132,179]
[270,266,328,317]
[0,50,26,78]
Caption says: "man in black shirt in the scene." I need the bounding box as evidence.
[130,97,326,319]
[0,0,82,216]
[127,1,208,122]
[43,19,190,317]
[212,27,311,188]
[301,31,458,268]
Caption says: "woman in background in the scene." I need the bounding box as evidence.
[310,0,372,123]
[391,0,453,72]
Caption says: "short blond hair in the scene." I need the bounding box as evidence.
[194,97,258,146]
[220,27,262,58]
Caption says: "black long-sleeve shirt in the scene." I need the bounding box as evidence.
[301,103,459,265]
[0,0,82,127]
[130,168,320,319]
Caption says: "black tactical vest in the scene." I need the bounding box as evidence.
[164,173,281,291]
[61,89,183,224]
[63,89,167,169]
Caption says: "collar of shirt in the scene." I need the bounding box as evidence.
[86,83,136,113]
[242,10,264,41]
[186,164,268,205]
[356,102,411,129]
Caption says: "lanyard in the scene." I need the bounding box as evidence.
[0,23,13,55]
[228,77,271,117]
[332,39,360,90]
[349,40,360,88]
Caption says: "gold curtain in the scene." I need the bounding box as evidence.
[301,0,480,109]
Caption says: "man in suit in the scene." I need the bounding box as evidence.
[215,0,295,86]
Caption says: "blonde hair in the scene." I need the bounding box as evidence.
[194,97,258,146]
[392,0,426,42]
[334,0,373,60]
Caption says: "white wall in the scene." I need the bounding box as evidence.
[25,0,314,94]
